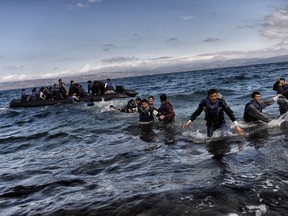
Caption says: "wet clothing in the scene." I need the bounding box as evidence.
[139,107,154,122]
[277,83,288,98]
[87,101,95,106]
[243,98,275,123]
[119,100,137,113]
[189,98,236,126]
[158,100,175,124]
[273,82,288,115]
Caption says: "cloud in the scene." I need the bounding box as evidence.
[180,16,194,21]
[68,0,103,10]
[167,37,178,42]
[237,24,256,29]
[260,6,288,39]
[4,64,23,70]
[203,38,220,43]
[149,56,173,61]
[101,56,138,63]
[80,64,92,73]
[88,0,102,3]
[104,43,115,48]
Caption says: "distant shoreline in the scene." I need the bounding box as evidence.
[1,59,287,91]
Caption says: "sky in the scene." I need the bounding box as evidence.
[0,0,288,83]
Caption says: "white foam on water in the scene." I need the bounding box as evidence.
[246,204,267,215]
[182,130,208,144]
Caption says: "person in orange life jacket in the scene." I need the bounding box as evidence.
[243,91,281,123]
[138,99,154,122]
[158,94,175,125]
[183,89,243,137]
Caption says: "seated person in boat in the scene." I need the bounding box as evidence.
[68,93,80,103]
[104,79,115,94]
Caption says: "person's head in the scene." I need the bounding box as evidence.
[70,80,74,85]
[207,89,218,104]
[107,78,111,82]
[58,79,62,83]
[141,99,149,109]
[251,91,261,103]
[135,97,141,104]
[109,105,116,110]
[279,77,286,86]
[128,99,136,107]
[87,80,92,84]
[148,95,154,105]
[160,94,167,102]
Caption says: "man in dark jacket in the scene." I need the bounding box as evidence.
[183,89,243,137]
[158,94,175,125]
[273,78,288,115]
[243,91,280,123]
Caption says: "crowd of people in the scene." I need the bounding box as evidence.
[114,77,288,139]
[19,76,288,138]
[20,78,117,103]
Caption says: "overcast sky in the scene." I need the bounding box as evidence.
[0,0,288,83]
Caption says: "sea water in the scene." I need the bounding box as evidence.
[0,62,288,215]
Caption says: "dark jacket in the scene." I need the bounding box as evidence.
[189,98,236,126]
[277,83,288,98]
[139,107,154,122]
[243,98,274,123]
[158,100,175,124]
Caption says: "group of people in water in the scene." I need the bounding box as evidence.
[19,76,288,138]
[113,77,288,139]
[20,78,117,103]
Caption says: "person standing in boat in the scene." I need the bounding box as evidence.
[58,79,68,99]
[183,89,243,137]
[87,80,92,95]
[20,89,28,102]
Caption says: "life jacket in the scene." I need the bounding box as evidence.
[243,100,262,122]
[282,84,288,98]
[158,101,173,116]
[139,108,154,122]
[31,91,37,100]
[204,98,223,125]
[21,91,27,101]
[106,82,114,90]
